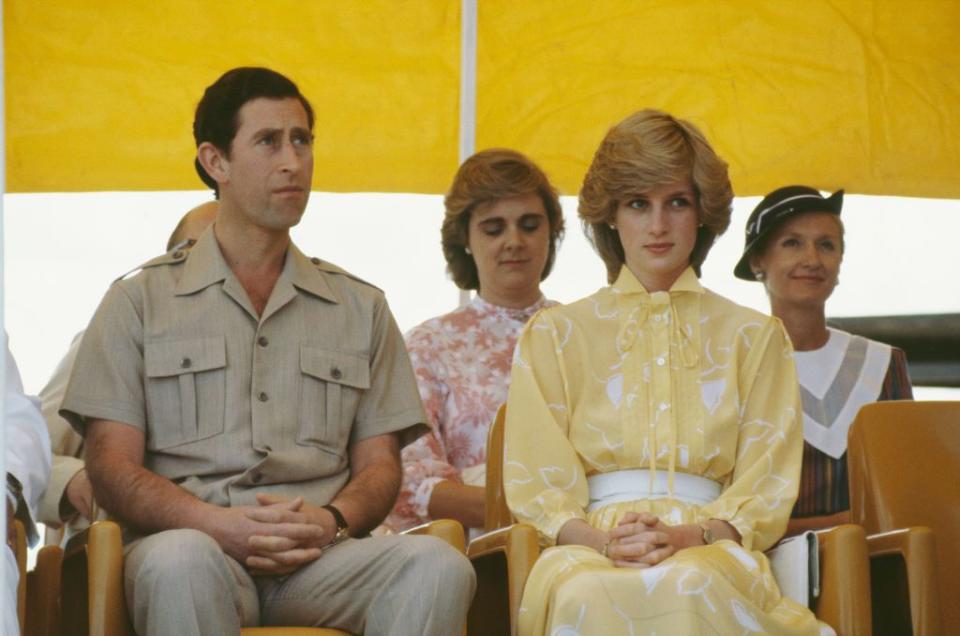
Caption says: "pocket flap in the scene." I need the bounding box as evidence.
[300,346,370,389]
[145,336,226,378]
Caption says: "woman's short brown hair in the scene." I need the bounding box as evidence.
[442,148,565,290]
[579,109,733,283]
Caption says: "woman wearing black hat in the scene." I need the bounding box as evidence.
[736,186,913,534]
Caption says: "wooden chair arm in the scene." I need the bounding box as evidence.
[62,520,134,636]
[468,523,539,635]
[402,518,466,553]
[241,628,349,635]
[15,519,27,631]
[813,524,871,636]
[27,544,64,636]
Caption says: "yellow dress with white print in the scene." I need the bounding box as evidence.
[504,266,820,635]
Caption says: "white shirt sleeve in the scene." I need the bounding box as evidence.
[4,332,53,542]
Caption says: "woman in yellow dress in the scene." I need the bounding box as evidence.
[503,110,821,635]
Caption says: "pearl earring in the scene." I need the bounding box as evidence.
[464,246,472,255]
[754,271,765,281]
[608,223,616,230]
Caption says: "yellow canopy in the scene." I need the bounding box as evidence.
[6,1,960,197]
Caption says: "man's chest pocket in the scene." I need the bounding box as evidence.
[299,346,370,455]
[144,336,226,450]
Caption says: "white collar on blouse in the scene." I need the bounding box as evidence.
[793,327,892,458]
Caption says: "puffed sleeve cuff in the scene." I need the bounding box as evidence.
[39,455,85,525]
[412,476,447,520]
[699,509,756,551]
[539,510,587,547]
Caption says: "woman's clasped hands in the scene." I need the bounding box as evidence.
[606,511,694,568]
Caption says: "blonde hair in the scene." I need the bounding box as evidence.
[441,148,564,290]
[579,109,733,283]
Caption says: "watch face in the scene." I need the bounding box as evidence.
[701,525,716,545]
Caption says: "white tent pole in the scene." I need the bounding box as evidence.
[0,0,10,620]
[459,0,477,165]
[458,0,477,307]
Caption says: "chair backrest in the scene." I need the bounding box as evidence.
[483,404,513,533]
[848,401,960,631]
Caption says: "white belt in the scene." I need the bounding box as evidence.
[587,470,721,512]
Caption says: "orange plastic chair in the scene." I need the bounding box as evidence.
[60,518,465,636]
[848,401,955,635]
[469,405,873,636]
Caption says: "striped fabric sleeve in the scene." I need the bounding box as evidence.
[878,347,913,401]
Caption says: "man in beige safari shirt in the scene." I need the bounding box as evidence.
[61,67,474,636]
[38,200,218,547]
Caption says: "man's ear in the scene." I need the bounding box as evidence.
[197,142,229,185]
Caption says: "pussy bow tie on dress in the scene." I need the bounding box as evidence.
[614,289,698,369]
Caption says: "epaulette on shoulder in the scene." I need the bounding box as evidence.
[309,257,382,292]
[113,239,195,283]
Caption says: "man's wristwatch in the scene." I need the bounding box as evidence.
[322,504,350,546]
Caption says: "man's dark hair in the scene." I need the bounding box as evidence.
[193,67,315,197]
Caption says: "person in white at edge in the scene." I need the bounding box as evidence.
[4,333,52,636]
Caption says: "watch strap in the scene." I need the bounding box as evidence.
[322,503,350,541]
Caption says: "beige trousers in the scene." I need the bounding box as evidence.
[124,529,474,636]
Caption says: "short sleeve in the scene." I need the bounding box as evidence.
[59,283,147,436]
[698,318,804,551]
[350,294,427,446]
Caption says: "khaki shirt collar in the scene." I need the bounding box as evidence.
[175,227,229,296]
[288,243,340,304]
[175,228,339,305]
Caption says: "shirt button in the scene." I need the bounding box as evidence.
[653,314,661,322]
[257,336,269,347]
[659,402,669,411]
[258,392,269,402]
[251,472,263,484]
[656,357,666,366]
[330,367,342,380]
[180,357,192,369]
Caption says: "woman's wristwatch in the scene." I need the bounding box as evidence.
[699,522,718,545]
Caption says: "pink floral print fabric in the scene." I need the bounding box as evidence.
[383,295,554,532]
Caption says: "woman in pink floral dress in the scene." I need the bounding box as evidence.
[383,149,565,535]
